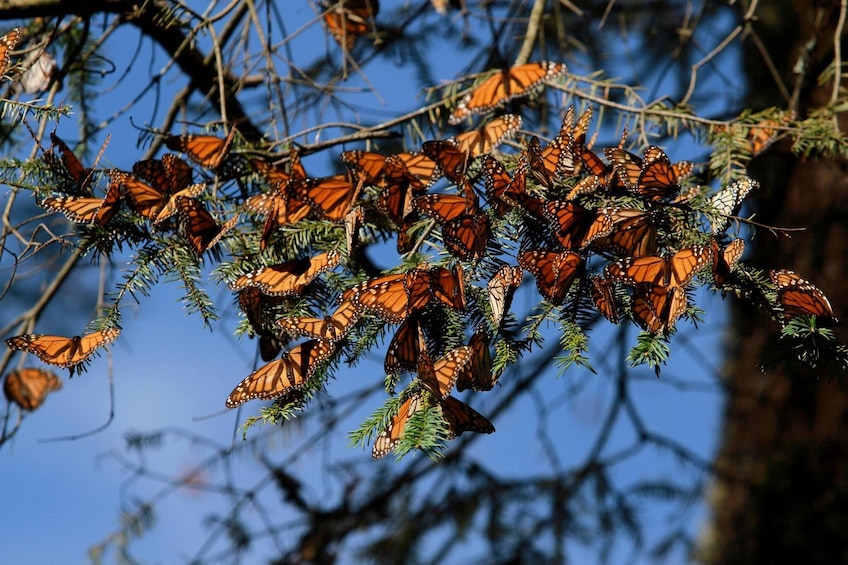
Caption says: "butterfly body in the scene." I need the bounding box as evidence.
[5,328,120,374]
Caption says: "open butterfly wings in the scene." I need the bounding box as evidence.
[449,61,567,124]
[5,328,121,373]
[519,250,584,305]
[451,114,522,156]
[3,368,62,411]
[230,251,342,297]
[226,339,335,408]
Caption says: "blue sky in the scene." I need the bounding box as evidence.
[0,3,747,563]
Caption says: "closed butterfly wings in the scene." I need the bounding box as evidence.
[323,0,379,51]
[707,177,759,233]
[226,339,335,408]
[487,265,523,327]
[414,192,491,261]
[40,175,123,226]
[3,368,62,411]
[117,168,207,223]
[176,197,239,254]
[770,269,836,323]
[0,27,23,77]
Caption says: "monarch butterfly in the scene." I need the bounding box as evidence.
[440,395,495,439]
[455,328,495,392]
[589,207,657,258]
[631,285,688,334]
[341,150,391,186]
[323,0,379,51]
[451,114,523,157]
[417,344,472,400]
[165,129,235,170]
[245,181,313,251]
[605,246,711,289]
[480,154,522,216]
[344,264,465,323]
[421,140,471,185]
[714,110,795,156]
[384,315,422,374]
[518,249,584,305]
[606,146,690,201]
[225,339,336,408]
[3,368,62,411]
[712,238,744,288]
[393,152,442,190]
[770,269,836,323]
[591,276,619,324]
[448,61,567,124]
[513,194,615,251]
[414,193,491,260]
[524,105,583,187]
[40,174,123,226]
[49,132,98,193]
[278,299,360,343]
[5,328,121,375]
[487,265,523,328]
[133,153,194,194]
[252,150,308,184]
[707,177,759,233]
[0,27,22,77]
[344,205,364,256]
[115,170,207,223]
[372,388,426,459]
[430,0,448,13]
[230,251,342,297]
[176,197,239,255]
[291,175,360,222]
[235,289,289,360]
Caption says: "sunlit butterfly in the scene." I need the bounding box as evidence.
[417,339,472,400]
[115,169,206,223]
[707,177,759,233]
[292,175,360,221]
[414,192,490,260]
[421,140,471,185]
[630,285,688,335]
[770,269,836,324]
[0,27,23,77]
[40,174,123,226]
[3,368,62,411]
[165,129,235,171]
[372,388,426,459]
[230,251,342,297]
[606,145,690,202]
[449,61,567,124]
[518,249,584,305]
[589,207,657,258]
[604,246,711,290]
[225,339,335,408]
[451,114,522,157]
[244,181,313,251]
[487,265,523,328]
[5,328,120,376]
[278,299,360,343]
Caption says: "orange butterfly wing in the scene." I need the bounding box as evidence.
[591,276,619,324]
[225,339,335,408]
[518,249,583,305]
[278,299,360,343]
[323,0,379,51]
[295,175,359,221]
[487,265,523,328]
[451,114,522,156]
[449,62,566,124]
[0,27,23,76]
[385,316,422,374]
[419,346,472,399]
[166,130,234,170]
[176,197,238,254]
[439,396,495,438]
[5,328,120,370]
[770,269,835,321]
[230,251,341,296]
[372,389,425,459]
[3,368,62,411]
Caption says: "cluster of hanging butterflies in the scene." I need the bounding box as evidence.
[10,68,836,455]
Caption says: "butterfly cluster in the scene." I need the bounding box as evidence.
[9,68,836,454]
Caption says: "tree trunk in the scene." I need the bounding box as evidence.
[705,2,848,563]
